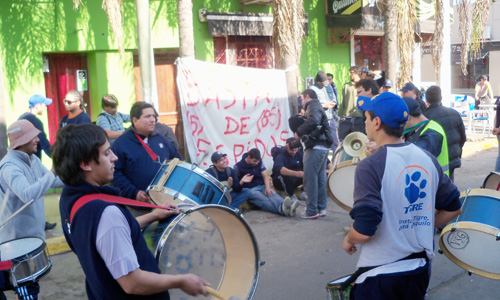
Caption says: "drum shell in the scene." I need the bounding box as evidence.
[482,172,500,191]
[148,161,231,206]
[439,189,500,279]
[143,204,260,300]
[327,161,357,211]
[0,237,52,287]
[326,274,352,300]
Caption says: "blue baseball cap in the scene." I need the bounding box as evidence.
[357,92,409,128]
[29,94,52,106]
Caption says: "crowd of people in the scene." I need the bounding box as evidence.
[0,66,487,300]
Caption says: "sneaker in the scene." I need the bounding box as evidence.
[45,222,57,230]
[291,194,299,202]
[290,199,301,217]
[282,197,292,216]
[298,191,308,201]
[319,209,327,217]
[300,211,319,219]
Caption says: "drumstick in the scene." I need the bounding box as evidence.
[0,199,34,229]
[205,286,242,300]
[0,190,9,221]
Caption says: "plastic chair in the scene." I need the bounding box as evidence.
[469,101,493,135]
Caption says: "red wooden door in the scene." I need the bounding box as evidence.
[43,53,91,143]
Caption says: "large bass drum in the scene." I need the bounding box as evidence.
[143,204,260,299]
[439,188,500,279]
[482,172,500,191]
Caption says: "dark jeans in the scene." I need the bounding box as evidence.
[272,175,303,197]
[338,117,365,140]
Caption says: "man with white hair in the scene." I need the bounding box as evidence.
[0,120,63,300]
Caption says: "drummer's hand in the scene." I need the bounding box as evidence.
[227,176,233,187]
[136,190,151,203]
[342,236,357,255]
[153,207,179,220]
[365,141,377,157]
[265,187,275,196]
[178,274,210,296]
[493,127,500,135]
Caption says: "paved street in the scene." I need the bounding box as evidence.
[5,135,500,300]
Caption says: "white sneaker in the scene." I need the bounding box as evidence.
[298,191,308,201]
[282,197,292,216]
[290,199,301,217]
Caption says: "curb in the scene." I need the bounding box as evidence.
[463,139,497,156]
[47,236,71,255]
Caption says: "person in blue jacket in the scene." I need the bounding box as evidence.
[111,102,182,203]
[52,123,208,300]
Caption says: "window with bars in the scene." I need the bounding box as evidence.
[214,36,274,69]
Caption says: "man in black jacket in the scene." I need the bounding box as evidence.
[295,89,333,219]
[424,85,466,181]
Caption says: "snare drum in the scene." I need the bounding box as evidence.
[143,204,260,300]
[326,274,353,300]
[0,237,52,288]
[482,172,500,190]
[439,189,500,279]
[148,159,231,207]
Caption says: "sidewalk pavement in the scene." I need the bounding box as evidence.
[43,133,499,256]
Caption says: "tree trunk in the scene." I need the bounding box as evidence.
[384,0,398,85]
[135,0,158,108]
[178,0,195,59]
[0,49,7,159]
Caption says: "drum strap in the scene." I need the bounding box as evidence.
[134,133,158,162]
[70,194,173,223]
[0,260,12,271]
[339,251,428,290]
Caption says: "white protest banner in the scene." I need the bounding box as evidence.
[176,58,292,169]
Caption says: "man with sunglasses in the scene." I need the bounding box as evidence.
[59,90,91,129]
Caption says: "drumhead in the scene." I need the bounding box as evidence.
[146,205,260,300]
[439,221,500,279]
[327,161,357,211]
[0,237,44,261]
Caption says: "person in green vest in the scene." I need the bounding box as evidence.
[402,97,449,176]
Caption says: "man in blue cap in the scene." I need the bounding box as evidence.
[18,94,53,161]
[342,92,462,300]
[18,94,57,230]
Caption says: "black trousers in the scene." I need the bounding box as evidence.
[272,175,303,197]
[338,117,365,141]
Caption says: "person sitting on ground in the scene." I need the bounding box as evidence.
[112,102,182,203]
[52,123,208,300]
[206,151,252,209]
[271,137,305,200]
[234,148,300,217]
[59,90,91,128]
[96,94,130,145]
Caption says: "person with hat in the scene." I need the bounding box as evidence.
[402,97,449,176]
[400,82,426,113]
[342,92,461,300]
[18,94,53,161]
[381,79,394,93]
[0,120,63,300]
[234,148,300,217]
[59,90,91,128]
[338,66,365,140]
[206,151,252,209]
[271,137,305,199]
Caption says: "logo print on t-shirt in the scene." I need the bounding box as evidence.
[405,171,427,204]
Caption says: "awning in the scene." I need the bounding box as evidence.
[199,10,308,37]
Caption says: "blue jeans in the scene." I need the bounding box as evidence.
[303,148,329,215]
[228,188,252,209]
[329,118,340,152]
[248,185,284,215]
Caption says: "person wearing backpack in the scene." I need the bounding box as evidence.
[206,152,252,210]
[271,138,306,200]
